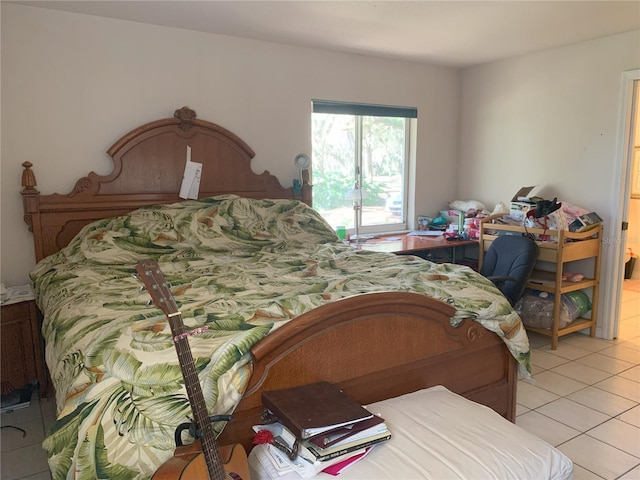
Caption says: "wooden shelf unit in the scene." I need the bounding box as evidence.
[479,214,602,349]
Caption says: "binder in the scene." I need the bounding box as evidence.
[261,382,374,440]
[307,414,386,449]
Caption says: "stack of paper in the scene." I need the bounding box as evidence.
[251,382,391,478]
[250,421,382,479]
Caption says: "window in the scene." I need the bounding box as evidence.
[311,100,416,235]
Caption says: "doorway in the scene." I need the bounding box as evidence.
[626,84,640,286]
[609,72,640,340]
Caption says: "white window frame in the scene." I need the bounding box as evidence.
[312,100,417,235]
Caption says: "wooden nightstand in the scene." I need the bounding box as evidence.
[1,300,48,397]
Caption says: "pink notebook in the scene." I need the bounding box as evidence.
[321,447,374,476]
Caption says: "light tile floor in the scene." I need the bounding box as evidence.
[0,390,55,479]
[2,279,639,479]
[516,279,640,480]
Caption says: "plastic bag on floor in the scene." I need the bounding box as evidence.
[515,290,591,330]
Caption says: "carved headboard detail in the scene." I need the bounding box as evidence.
[21,107,311,262]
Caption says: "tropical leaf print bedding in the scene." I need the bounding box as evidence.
[31,195,530,480]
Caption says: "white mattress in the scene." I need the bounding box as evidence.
[249,385,573,480]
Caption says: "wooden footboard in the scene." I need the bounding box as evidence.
[218,291,517,452]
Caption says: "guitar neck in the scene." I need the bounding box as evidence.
[169,318,225,480]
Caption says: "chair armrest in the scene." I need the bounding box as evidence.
[486,275,518,285]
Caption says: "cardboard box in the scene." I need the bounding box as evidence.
[510,202,536,221]
[509,186,540,221]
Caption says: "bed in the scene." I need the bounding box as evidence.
[21,107,532,479]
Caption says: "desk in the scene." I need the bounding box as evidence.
[357,234,478,266]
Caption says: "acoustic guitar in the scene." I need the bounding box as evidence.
[136,259,250,480]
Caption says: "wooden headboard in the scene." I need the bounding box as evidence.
[21,107,311,262]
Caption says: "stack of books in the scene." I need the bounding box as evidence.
[254,382,391,476]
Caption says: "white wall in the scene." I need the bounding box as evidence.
[459,30,640,336]
[1,4,460,285]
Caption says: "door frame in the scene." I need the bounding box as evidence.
[604,69,639,340]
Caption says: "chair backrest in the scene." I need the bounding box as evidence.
[480,234,539,306]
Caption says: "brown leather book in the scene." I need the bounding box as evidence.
[306,429,392,461]
[261,382,374,440]
[307,414,386,449]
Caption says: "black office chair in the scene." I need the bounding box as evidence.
[480,234,539,306]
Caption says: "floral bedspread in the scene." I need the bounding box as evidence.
[31,195,530,480]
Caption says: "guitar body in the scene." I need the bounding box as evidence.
[152,441,250,480]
